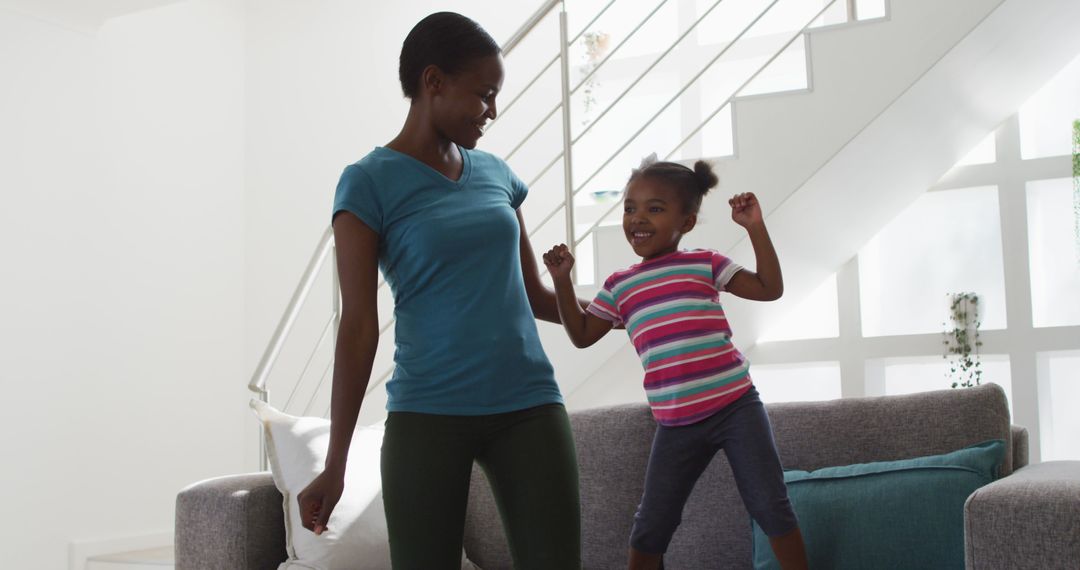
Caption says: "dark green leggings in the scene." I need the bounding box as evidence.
[381,403,581,569]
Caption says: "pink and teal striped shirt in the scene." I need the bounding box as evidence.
[587,249,752,426]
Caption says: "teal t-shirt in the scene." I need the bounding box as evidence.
[332,146,563,415]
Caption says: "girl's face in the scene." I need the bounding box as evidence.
[430,54,504,149]
[622,177,696,260]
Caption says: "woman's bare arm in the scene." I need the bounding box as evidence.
[297,211,380,535]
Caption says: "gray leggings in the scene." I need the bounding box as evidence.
[630,386,798,554]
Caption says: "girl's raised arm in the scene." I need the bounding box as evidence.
[517,209,591,323]
[725,192,783,302]
[543,244,615,348]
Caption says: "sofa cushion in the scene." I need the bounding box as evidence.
[752,439,1006,570]
[251,400,478,570]
[766,384,1014,476]
[252,399,391,569]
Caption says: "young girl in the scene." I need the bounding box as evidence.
[543,157,808,570]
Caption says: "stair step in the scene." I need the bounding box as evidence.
[85,546,173,569]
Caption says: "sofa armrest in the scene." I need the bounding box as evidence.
[964,461,1080,570]
[175,472,287,570]
[1010,425,1029,470]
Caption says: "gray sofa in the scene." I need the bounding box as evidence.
[176,383,1080,569]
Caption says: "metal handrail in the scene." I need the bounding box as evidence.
[571,0,784,197]
[503,0,673,162]
[492,0,620,127]
[572,0,839,248]
[248,225,334,396]
[319,358,397,416]
[515,0,731,235]
[281,313,336,411]
[248,225,333,470]
[502,0,561,56]
[303,358,334,417]
[668,29,817,159]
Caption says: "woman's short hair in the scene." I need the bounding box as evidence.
[399,12,500,99]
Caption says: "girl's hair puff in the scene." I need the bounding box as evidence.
[628,158,719,214]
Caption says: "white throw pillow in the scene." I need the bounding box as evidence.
[250,399,480,570]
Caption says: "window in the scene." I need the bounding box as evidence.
[879,355,1013,415]
[810,0,848,28]
[698,102,734,159]
[1026,178,1080,327]
[742,36,808,97]
[954,132,996,167]
[1040,351,1080,461]
[575,231,596,286]
[859,186,1008,336]
[752,361,842,403]
[1019,51,1080,159]
[758,273,839,342]
[855,0,887,20]
[811,0,887,27]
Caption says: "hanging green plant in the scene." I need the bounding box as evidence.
[580,31,610,126]
[943,292,983,388]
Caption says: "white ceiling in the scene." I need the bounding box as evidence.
[0,0,182,32]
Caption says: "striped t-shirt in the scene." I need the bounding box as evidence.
[587,249,752,426]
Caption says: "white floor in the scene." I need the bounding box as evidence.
[85,546,174,570]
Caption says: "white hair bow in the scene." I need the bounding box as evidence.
[638,152,658,170]
[632,152,659,176]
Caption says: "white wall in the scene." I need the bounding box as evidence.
[0,1,247,567]
[0,4,565,564]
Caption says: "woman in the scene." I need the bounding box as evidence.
[296,12,585,569]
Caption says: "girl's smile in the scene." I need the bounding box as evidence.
[630,230,655,246]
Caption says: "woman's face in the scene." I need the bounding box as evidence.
[430,54,504,149]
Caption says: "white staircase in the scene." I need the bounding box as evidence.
[565,0,1080,404]
[716,0,1080,342]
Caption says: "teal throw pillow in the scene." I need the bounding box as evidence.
[752,439,1005,570]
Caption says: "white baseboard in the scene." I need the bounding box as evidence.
[69,531,172,570]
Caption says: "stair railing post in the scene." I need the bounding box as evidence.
[259,389,268,471]
[331,240,340,353]
[558,0,577,282]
